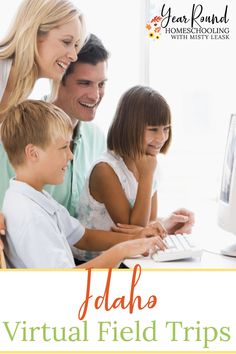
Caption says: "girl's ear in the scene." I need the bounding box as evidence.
[24,144,39,162]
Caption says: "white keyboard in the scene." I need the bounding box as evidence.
[152,234,202,262]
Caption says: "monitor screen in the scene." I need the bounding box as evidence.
[218,114,236,256]
[220,114,236,204]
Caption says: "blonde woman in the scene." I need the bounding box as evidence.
[0,0,86,121]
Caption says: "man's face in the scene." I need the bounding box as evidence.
[55,61,107,126]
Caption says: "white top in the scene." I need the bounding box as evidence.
[75,151,157,261]
[0,58,12,102]
[2,179,85,268]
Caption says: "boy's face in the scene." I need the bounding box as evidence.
[36,136,73,189]
[55,61,107,127]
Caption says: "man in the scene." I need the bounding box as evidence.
[0,34,194,237]
[45,34,108,217]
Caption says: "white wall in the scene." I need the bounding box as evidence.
[148,0,236,215]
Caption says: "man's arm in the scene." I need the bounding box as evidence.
[0,213,6,237]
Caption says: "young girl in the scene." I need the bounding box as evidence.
[0,0,86,121]
[76,85,171,261]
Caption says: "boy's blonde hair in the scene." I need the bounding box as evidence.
[1,100,73,167]
[0,0,86,118]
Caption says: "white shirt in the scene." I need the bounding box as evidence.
[0,58,12,102]
[75,151,157,261]
[2,180,85,268]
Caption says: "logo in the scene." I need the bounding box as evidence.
[146,16,162,40]
[146,3,230,41]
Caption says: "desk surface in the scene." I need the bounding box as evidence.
[124,202,236,269]
[124,249,236,269]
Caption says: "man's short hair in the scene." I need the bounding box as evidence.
[1,100,72,167]
[61,33,109,85]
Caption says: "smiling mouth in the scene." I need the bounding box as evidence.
[79,101,98,109]
[56,61,69,70]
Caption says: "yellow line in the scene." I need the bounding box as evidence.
[1,268,236,272]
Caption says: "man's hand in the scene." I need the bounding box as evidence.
[161,208,195,235]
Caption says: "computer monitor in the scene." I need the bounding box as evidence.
[218,114,236,256]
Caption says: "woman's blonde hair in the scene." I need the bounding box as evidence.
[0,0,86,118]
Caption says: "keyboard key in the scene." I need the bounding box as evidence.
[152,234,202,262]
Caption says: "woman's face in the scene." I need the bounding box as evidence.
[36,18,81,80]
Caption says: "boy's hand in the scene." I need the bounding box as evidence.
[162,208,195,234]
[111,222,167,238]
[122,236,167,259]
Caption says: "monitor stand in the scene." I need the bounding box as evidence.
[221,244,236,257]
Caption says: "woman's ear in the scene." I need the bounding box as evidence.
[24,144,39,162]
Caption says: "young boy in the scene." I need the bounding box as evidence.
[1,100,165,268]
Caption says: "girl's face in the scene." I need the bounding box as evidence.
[144,124,171,155]
[36,18,81,81]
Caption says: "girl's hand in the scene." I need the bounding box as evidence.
[111,222,167,238]
[134,155,157,178]
[111,223,143,235]
[148,220,167,238]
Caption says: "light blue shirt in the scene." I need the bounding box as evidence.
[0,121,106,216]
[2,179,85,268]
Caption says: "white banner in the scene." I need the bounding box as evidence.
[0,267,236,352]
